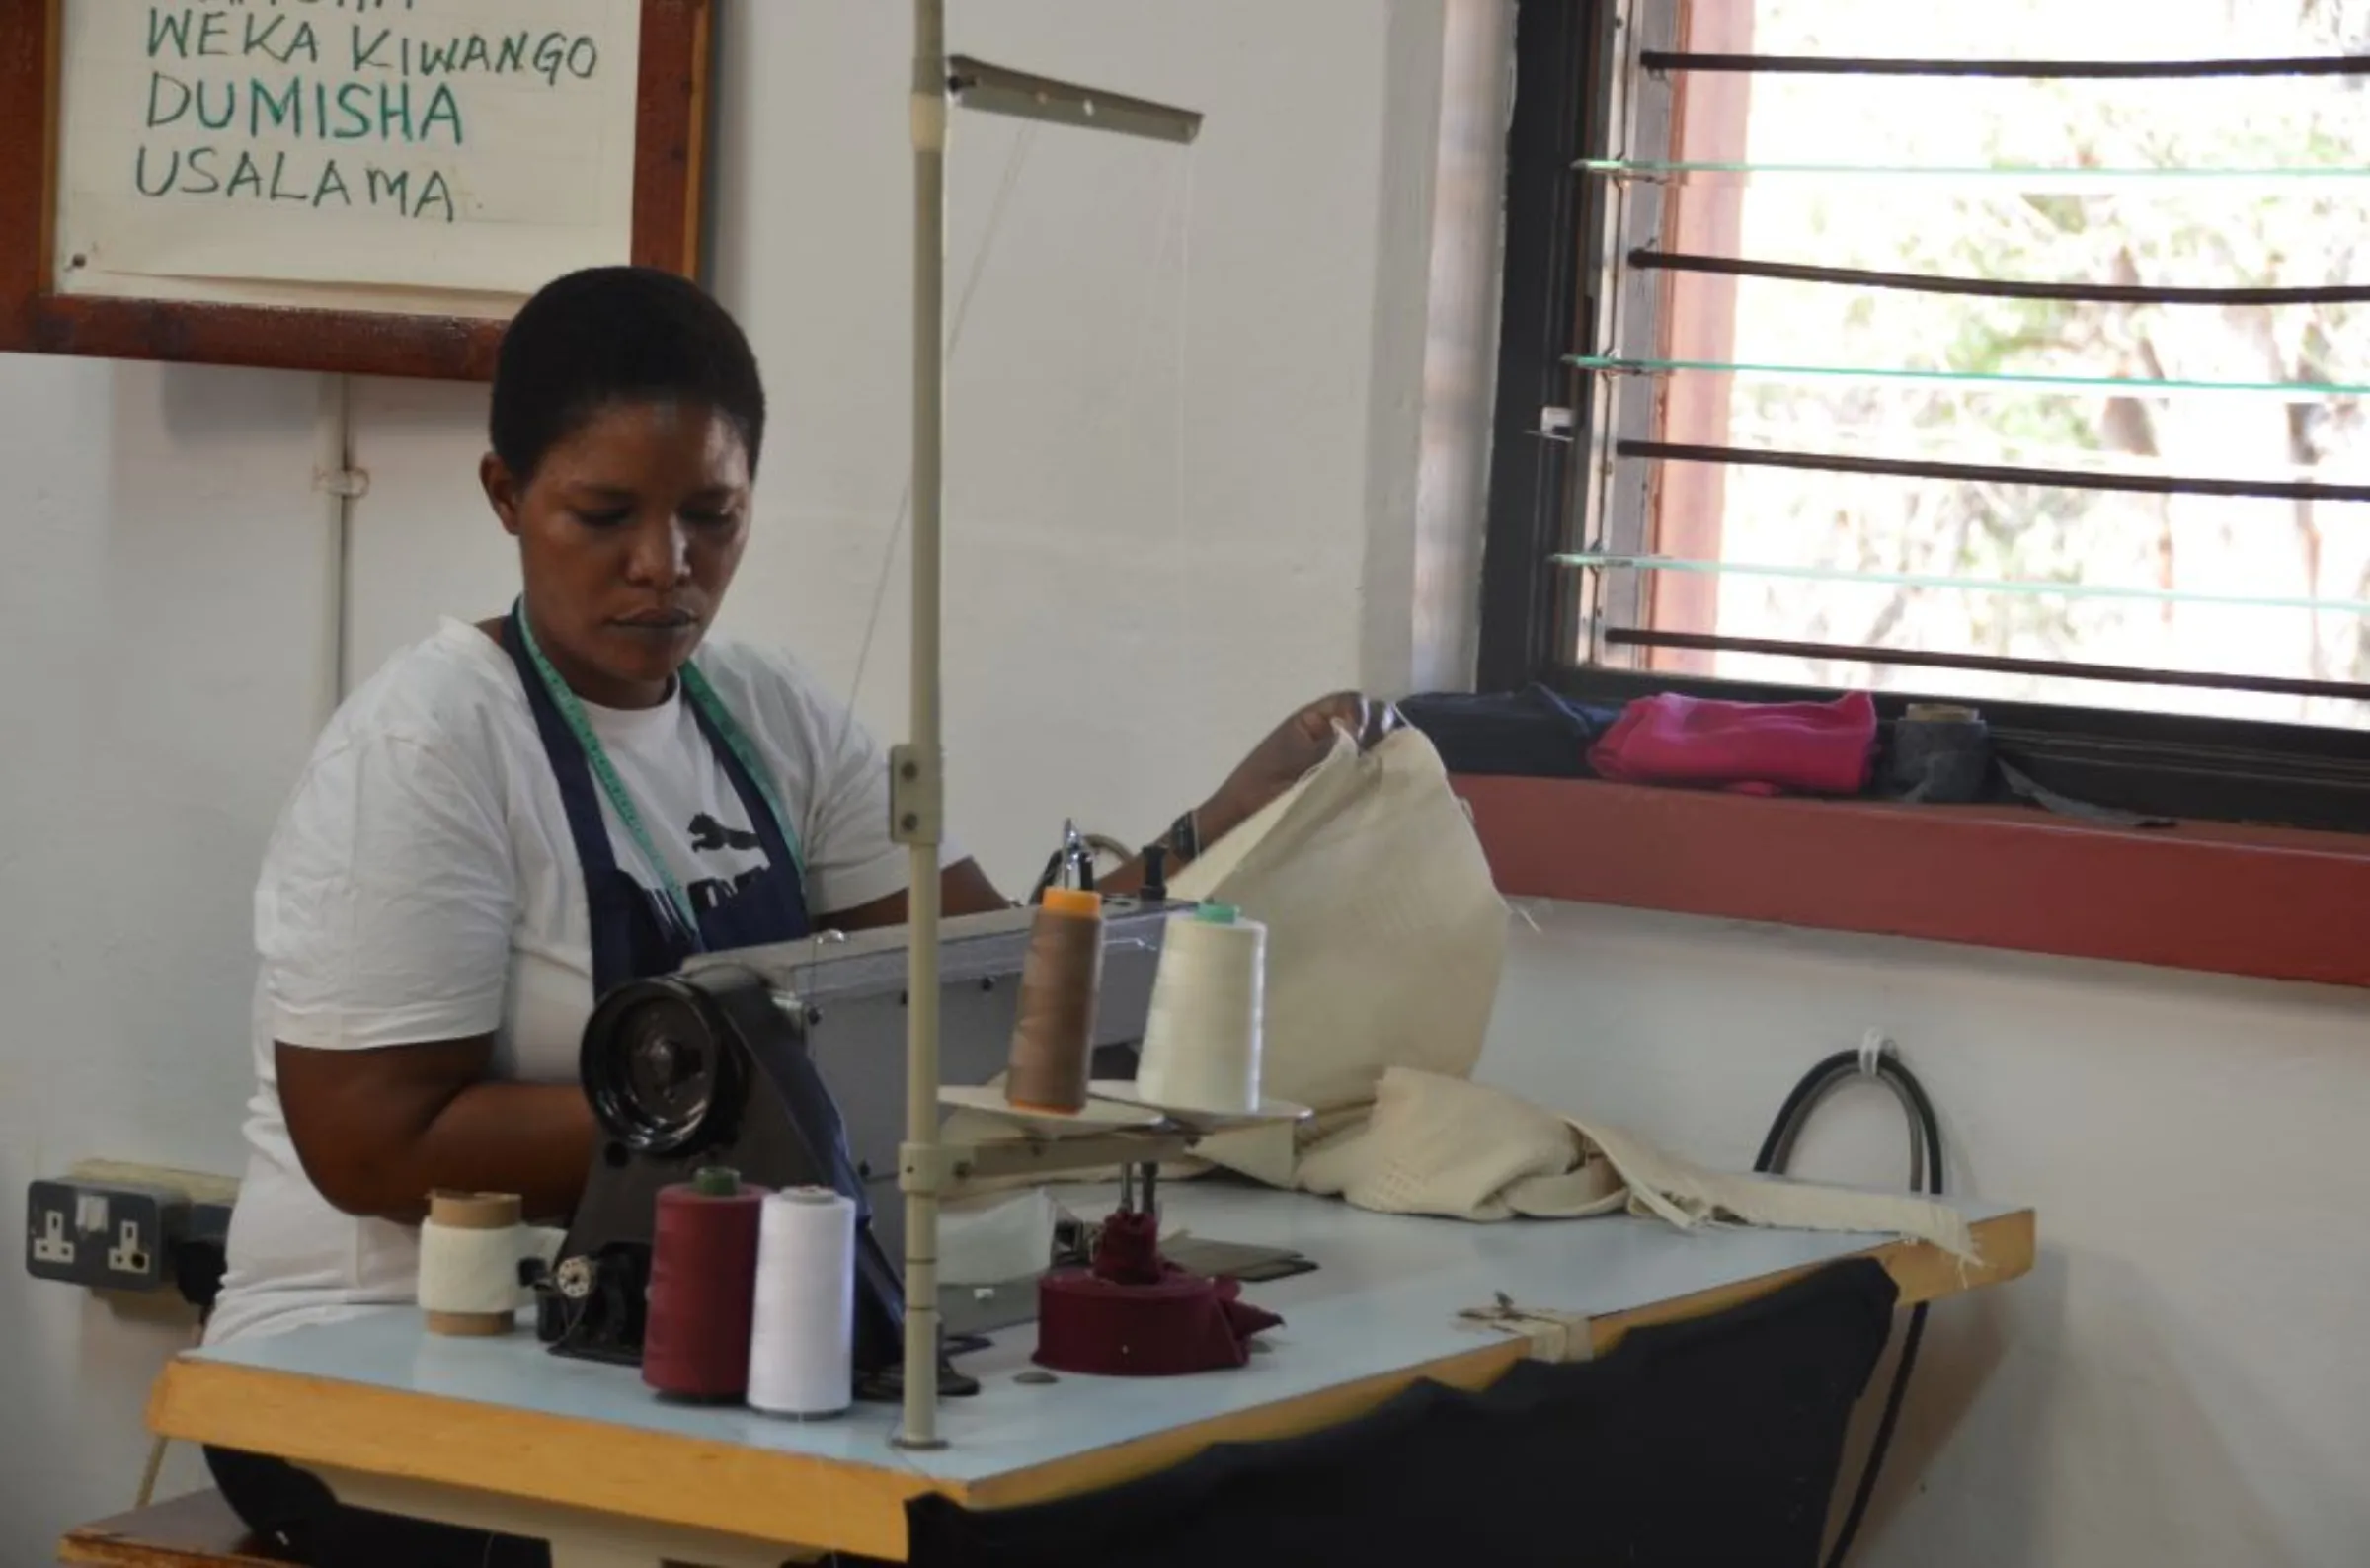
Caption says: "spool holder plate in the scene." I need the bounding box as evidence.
[916,1129,1199,1188]
[1084,1082,1315,1134]
[937,1086,1165,1138]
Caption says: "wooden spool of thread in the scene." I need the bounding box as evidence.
[418,1190,526,1338]
[1006,887,1104,1113]
[643,1167,770,1401]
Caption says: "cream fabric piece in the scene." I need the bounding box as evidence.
[1298,1070,1626,1220]
[1572,1119,1976,1260]
[1169,728,1508,1183]
[1301,1068,1978,1262]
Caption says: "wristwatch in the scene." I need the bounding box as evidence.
[1166,809,1200,867]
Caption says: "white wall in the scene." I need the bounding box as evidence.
[1484,901,2370,1568]
[0,357,339,1554]
[0,2,1474,1556]
[703,0,1480,884]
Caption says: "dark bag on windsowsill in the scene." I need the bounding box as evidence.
[1397,684,1622,778]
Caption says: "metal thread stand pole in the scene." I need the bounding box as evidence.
[889,7,1201,1452]
[894,0,950,1451]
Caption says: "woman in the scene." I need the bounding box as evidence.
[202,266,1391,1563]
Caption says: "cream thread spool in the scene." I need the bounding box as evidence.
[747,1187,857,1419]
[1135,903,1265,1114]
[418,1190,526,1337]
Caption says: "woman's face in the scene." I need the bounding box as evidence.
[482,398,753,708]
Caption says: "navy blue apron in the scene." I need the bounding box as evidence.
[500,611,812,994]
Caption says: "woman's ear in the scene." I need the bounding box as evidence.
[481,452,523,536]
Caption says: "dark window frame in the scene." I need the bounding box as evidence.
[1475,0,2370,834]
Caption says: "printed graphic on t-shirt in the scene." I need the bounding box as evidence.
[677,810,771,913]
[689,813,763,853]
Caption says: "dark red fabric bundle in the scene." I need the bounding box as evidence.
[1034,1211,1283,1377]
[1588,691,1877,797]
[1089,1210,1164,1284]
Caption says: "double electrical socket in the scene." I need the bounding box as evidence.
[24,1161,237,1294]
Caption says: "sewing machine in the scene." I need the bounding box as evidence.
[536,901,1180,1380]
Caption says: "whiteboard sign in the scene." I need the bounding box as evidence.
[53,0,643,310]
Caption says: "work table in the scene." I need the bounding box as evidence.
[150,1182,2034,1565]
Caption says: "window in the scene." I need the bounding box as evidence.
[1480,0,2370,829]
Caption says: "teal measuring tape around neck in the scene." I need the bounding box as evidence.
[514,606,805,943]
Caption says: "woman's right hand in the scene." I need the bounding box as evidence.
[1193,690,1401,846]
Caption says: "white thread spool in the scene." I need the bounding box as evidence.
[747,1187,857,1419]
[1135,905,1266,1114]
[418,1191,526,1337]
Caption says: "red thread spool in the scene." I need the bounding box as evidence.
[643,1168,769,1400]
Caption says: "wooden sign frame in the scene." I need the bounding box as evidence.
[0,0,710,381]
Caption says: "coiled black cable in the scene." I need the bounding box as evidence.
[1754,1042,1944,1568]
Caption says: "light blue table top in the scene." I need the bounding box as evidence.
[190,1182,2020,1488]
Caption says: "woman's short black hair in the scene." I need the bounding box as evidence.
[490,266,766,480]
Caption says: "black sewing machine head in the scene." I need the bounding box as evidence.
[538,902,1175,1386]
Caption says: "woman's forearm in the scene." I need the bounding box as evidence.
[409,1080,598,1225]
[277,1040,596,1226]
[1083,790,1253,898]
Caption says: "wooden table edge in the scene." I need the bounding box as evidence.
[965,1207,2036,1510]
[148,1209,2034,1557]
[1587,1205,2034,1356]
[146,1359,945,1561]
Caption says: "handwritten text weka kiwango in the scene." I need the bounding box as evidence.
[132,3,604,224]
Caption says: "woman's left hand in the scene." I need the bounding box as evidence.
[1197,691,1400,846]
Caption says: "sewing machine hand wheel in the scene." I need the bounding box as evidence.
[581,979,743,1154]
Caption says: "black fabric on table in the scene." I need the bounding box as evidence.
[903,1256,1901,1568]
[1397,686,1623,778]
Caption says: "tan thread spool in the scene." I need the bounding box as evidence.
[1005,887,1104,1113]
[420,1190,525,1337]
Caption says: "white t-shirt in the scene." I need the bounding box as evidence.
[208,618,946,1346]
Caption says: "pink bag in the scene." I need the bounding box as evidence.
[1588,692,1877,797]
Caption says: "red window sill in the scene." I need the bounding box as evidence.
[1453,774,2370,990]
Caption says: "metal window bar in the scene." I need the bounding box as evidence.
[1637,51,2370,79]
[1629,250,2370,307]
[1708,422,2370,488]
[1570,355,2370,402]
[1620,440,2370,506]
[1715,419,2370,487]
[1606,629,2370,705]
[1578,158,2370,183]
